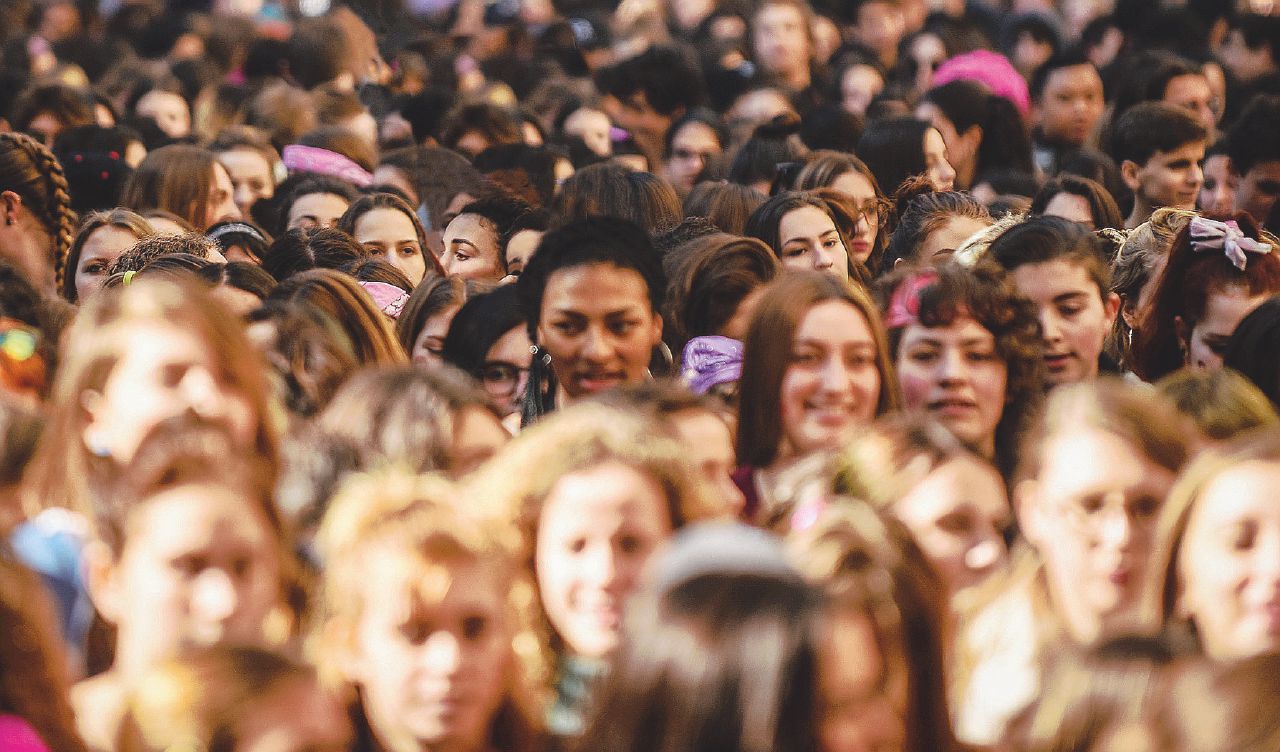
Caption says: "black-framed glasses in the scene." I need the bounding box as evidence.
[478,362,529,397]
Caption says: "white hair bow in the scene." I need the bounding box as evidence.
[1189,216,1273,271]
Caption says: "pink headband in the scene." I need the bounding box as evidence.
[884,268,940,328]
[359,281,409,319]
[281,144,373,187]
[932,51,1031,118]
[1190,216,1273,271]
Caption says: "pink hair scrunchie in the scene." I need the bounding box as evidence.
[281,144,373,187]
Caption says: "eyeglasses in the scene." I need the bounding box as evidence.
[478,362,529,398]
[852,197,891,227]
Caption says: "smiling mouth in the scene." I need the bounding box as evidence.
[929,397,977,413]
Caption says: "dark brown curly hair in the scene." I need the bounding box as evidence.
[877,259,1045,479]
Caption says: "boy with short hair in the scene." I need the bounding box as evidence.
[1110,101,1207,229]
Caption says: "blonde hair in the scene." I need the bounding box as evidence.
[1143,429,1280,634]
[1155,368,1279,442]
[312,468,546,747]
[466,403,723,681]
[22,278,280,519]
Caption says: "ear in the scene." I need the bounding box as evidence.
[0,190,21,225]
[1120,159,1141,192]
[84,540,123,626]
[1119,294,1141,331]
[1174,315,1191,361]
[1102,291,1121,330]
[648,310,664,348]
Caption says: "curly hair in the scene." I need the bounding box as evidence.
[877,260,1044,479]
[0,132,77,292]
[883,179,991,267]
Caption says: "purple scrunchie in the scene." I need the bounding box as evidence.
[681,336,743,395]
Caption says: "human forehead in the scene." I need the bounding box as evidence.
[1036,428,1167,497]
[1187,461,1280,535]
[542,263,653,311]
[1043,65,1101,95]
[1011,258,1102,300]
[898,315,996,348]
[780,205,838,239]
[794,299,873,343]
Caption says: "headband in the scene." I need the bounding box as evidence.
[281,144,373,187]
[883,268,940,329]
[207,222,267,245]
[1189,216,1273,271]
[680,335,743,395]
[358,281,409,319]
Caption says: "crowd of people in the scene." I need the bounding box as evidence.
[2,0,1280,750]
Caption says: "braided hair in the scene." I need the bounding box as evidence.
[0,132,77,292]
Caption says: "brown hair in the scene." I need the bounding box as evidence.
[1105,208,1193,368]
[0,131,77,292]
[662,231,780,347]
[395,275,491,354]
[878,260,1045,478]
[335,192,445,277]
[466,403,721,679]
[120,145,223,231]
[682,180,767,235]
[63,209,156,302]
[270,269,407,366]
[795,151,890,271]
[22,278,280,520]
[1132,212,1280,382]
[736,272,900,468]
[1145,429,1280,636]
[314,469,546,751]
[790,502,961,752]
[549,162,682,235]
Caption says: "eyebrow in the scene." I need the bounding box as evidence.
[1053,291,1090,304]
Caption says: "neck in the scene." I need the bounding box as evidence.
[1125,199,1153,230]
[782,65,810,91]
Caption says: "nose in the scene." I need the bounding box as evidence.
[965,534,1005,575]
[583,541,621,589]
[581,324,613,363]
[937,346,968,384]
[191,568,238,624]
[234,184,254,213]
[1038,309,1063,344]
[420,631,463,676]
[181,367,227,421]
[812,243,834,270]
[1098,504,1133,549]
[938,158,956,188]
[1189,162,1204,188]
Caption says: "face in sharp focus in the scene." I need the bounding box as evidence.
[536,263,663,402]
[1022,428,1175,641]
[1011,259,1116,387]
[1235,162,1280,227]
[1184,284,1270,372]
[348,552,510,752]
[817,608,907,752]
[896,316,1008,458]
[1177,461,1280,662]
[412,304,460,368]
[354,207,428,285]
[504,230,542,279]
[99,483,281,673]
[664,122,722,194]
[82,323,256,464]
[668,408,746,517]
[1036,64,1104,147]
[779,300,881,459]
[75,225,138,302]
[894,456,1010,596]
[206,163,242,229]
[441,213,503,283]
[917,214,989,262]
[778,205,850,279]
[1126,141,1206,213]
[217,148,275,219]
[1199,154,1238,214]
[922,128,956,192]
[830,171,879,263]
[535,461,673,658]
[287,193,350,231]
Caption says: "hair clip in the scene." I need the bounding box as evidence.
[122,270,136,286]
[1189,216,1273,271]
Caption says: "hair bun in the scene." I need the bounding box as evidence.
[752,112,802,141]
[891,174,937,216]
